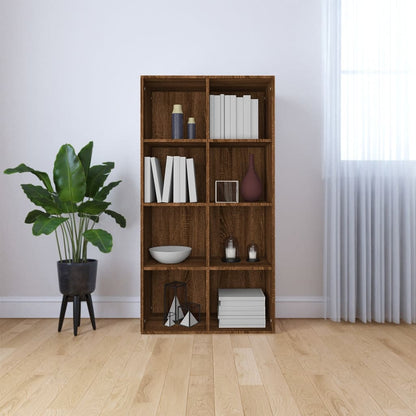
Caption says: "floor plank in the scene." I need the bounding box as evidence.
[0,318,414,416]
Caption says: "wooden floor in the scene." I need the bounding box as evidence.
[1,319,416,416]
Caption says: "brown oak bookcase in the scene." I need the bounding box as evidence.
[140,75,275,333]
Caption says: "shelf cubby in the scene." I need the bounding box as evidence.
[141,75,275,334]
[144,144,207,201]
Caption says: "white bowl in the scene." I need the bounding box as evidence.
[149,245,192,264]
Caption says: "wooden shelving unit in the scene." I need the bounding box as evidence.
[140,75,275,333]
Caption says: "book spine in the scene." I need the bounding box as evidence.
[243,94,251,139]
[220,94,225,139]
[179,156,187,203]
[144,156,155,203]
[173,156,181,203]
[230,95,237,139]
[251,98,259,139]
[209,95,215,139]
[236,97,244,139]
[161,155,174,203]
[186,158,198,203]
[224,95,231,139]
[214,95,221,139]
[150,157,163,203]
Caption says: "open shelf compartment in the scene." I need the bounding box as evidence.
[209,270,274,333]
[142,76,206,140]
[142,270,207,333]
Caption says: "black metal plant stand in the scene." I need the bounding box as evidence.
[58,293,96,336]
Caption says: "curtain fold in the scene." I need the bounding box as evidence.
[323,0,416,323]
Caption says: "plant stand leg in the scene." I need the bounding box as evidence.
[77,298,81,327]
[86,294,96,330]
[58,295,68,332]
[73,296,80,336]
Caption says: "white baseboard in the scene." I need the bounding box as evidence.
[1,296,325,319]
[276,296,325,318]
[0,296,140,318]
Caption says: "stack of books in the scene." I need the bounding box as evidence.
[144,156,198,203]
[218,288,266,328]
[209,94,259,139]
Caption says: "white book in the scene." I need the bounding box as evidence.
[161,155,174,203]
[173,156,181,203]
[144,156,155,203]
[218,308,265,316]
[179,156,187,203]
[209,95,215,139]
[219,316,266,323]
[218,288,265,300]
[230,95,237,138]
[218,309,266,319]
[220,94,225,139]
[186,158,198,203]
[224,95,231,139]
[251,98,259,139]
[243,95,251,139]
[150,157,163,203]
[219,322,266,329]
[236,97,244,138]
[219,301,265,309]
[218,305,265,312]
[214,95,221,139]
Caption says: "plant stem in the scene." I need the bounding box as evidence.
[55,230,62,262]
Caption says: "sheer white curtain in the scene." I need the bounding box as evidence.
[323,0,416,323]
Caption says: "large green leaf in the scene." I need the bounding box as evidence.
[4,163,54,193]
[53,144,86,202]
[52,194,77,213]
[104,209,126,228]
[78,141,93,179]
[25,210,48,224]
[78,200,110,215]
[94,180,122,201]
[21,184,60,214]
[83,229,113,253]
[86,162,114,198]
[32,216,68,236]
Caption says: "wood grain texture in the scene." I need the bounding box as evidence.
[141,75,275,334]
[0,319,416,415]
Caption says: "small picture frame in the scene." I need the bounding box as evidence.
[215,180,239,203]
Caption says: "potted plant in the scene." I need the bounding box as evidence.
[4,141,126,334]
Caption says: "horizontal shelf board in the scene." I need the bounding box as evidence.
[144,139,206,146]
[143,202,206,207]
[142,76,206,91]
[209,202,272,207]
[143,314,207,333]
[143,256,207,270]
[209,139,272,146]
[209,257,272,270]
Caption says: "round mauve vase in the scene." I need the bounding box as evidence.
[241,153,262,202]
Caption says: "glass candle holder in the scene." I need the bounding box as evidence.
[247,242,259,262]
[222,235,240,262]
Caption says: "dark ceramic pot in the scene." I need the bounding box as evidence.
[57,259,97,296]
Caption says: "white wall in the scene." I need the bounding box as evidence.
[0,0,324,317]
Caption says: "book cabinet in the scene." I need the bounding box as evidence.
[140,75,275,333]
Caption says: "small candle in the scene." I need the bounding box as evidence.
[225,247,236,259]
[248,247,257,260]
